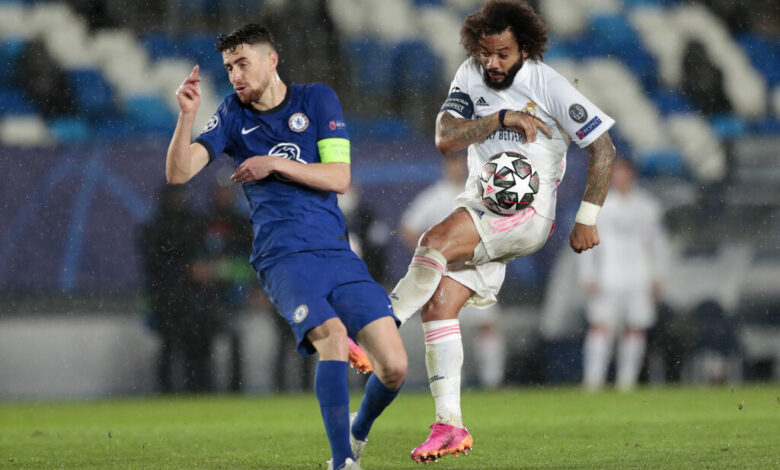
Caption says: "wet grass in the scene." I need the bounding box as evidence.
[0,385,777,469]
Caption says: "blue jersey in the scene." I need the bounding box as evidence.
[195,83,351,270]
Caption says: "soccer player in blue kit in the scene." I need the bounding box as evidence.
[165,24,407,470]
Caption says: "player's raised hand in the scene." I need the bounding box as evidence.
[504,111,552,142]
[175,65,202,115]
[569,222,599,253]
[231,155,279,183]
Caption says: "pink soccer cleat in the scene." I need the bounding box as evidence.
[410,423,473,463]
[347,337,373,374]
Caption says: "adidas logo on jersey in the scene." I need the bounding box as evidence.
[475,97,489,106]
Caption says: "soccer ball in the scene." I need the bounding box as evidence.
[478,151,539,215]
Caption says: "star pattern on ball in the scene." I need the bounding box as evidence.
[482,170,509,206]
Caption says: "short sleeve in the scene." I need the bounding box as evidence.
[313,84,349,141]
[536,66,615,148]
[194,98,231,163]
[440,61,474,119]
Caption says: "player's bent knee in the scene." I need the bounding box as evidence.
[376,356,407,390]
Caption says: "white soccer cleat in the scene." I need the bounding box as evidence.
[327,412,368,469]
[327,457,363,470]
[349,411,368,464]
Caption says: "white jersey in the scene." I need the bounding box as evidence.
[578,187,668,292]
[443,58,615,219]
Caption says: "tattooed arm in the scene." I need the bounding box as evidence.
[569,132,617,253]
[435,110,551,155]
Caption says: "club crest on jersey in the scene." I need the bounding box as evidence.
[288,113,309,132]
[268,142,307,164]
[521,101,538,116]
[202,114,218,133]
[293,305,309,323]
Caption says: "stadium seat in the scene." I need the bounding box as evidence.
[637,149,687,178]
[66,68,115,121]
[0,38,25,86]
[650,89,694,115]
[737,33,780,87]
[392,40,442,94]
[344,38,395,96]
[0,115,50,146]
[48,116,91,143]
[123,94,176,135]
[709,113,747,140]
[139,32,180,61]
[0,88,37,115]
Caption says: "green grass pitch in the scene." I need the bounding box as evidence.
[0,385,777,469]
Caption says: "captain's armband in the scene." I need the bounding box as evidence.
[318,138,350,164]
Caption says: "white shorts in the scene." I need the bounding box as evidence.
[446,199,553,308]
[586,289,656,330]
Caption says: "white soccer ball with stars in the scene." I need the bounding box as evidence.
[478,151,539,215]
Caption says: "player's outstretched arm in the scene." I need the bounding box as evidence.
[569,132,616,253]
[231,157,351,194]
[166,65,209,184]
[435,110,551,155]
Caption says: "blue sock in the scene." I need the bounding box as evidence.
[315,360,353,469]
[351,374,402,441]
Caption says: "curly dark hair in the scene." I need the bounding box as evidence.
[215,24,276,53]
[461,0,548,61]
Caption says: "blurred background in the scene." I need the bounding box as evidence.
[0,0,778,399]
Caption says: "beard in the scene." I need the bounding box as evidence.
[236,75,271,105]
[236,86,264,104]
[483,57,524,91]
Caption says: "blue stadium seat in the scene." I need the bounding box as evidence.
[66,68,115,120]
[139,32,180,61]
[344,38,395,96]
[48,116,92,143]
[650,89,694,115]
[751,116,780,135]
[709,113,747,140]
[412,0,443,6]
[348,115,415,142]
[0,87,37,115]
[178,33,224,81]
[0,37,25,86]
[392,40,442,93]
[123,94,176,135]
[737,33,780,86]
[638,150,687,178]
[586,14,658,87]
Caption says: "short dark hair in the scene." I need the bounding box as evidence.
[461,0,548,61]
[215,24,276,53]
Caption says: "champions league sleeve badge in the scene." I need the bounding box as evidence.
[288,113,309,132]
[202,114,219,133]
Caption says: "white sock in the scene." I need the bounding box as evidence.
[616,331,646,391]
[391,246,447,324]
[475,328,505,388]
[583,327,612,390]
[423,319,463,428]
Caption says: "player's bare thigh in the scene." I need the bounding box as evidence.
[420,276,474,322]
[420,208,481,264]
[356,317,407,388]
[307,317,349,361]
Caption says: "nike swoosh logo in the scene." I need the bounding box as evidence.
[241,125,261,135]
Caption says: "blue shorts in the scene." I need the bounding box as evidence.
[257,250,398,356]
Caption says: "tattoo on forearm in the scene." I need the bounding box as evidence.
[583,133,616,205]
[438,112,500,148]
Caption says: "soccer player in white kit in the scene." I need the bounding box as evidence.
[579,158,669,391]
[388,1,618,463]
[400,155,507,389]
